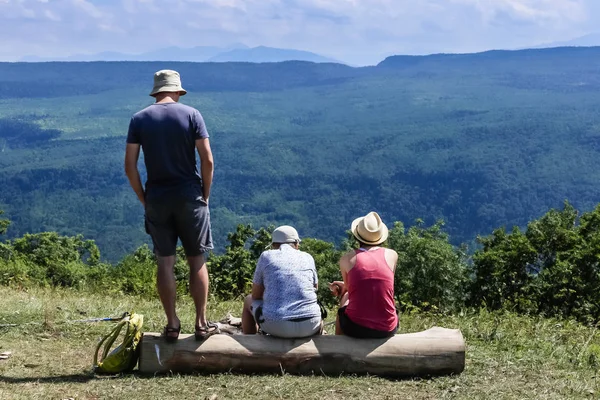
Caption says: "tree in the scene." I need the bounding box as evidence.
[470,226,537,312]
[299,237,343,306]
[209,224,259,299]
[470,202,600,322]
[389,220,469,312]
[0,210,9,236]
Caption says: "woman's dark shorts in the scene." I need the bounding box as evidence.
[144,188,213,257]
[338,306,398,339]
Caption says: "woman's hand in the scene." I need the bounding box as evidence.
[328,281,345,297]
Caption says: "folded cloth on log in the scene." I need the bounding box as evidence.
[216,314,243,335]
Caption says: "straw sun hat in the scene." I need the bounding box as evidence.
[351,211,389,246]
[149,69,187,97]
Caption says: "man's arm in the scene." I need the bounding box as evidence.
[124,143,145,207]
[251,283,265,300]
[252,254,265,300]
[195,138,214,201]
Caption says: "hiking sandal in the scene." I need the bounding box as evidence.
[163,325,181,343]
[195,322,220,341]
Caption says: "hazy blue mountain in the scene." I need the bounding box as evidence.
[531,33,600,49]
[20,44,249,62]
[18,44,341,64]
[134,44,249,62]
[207,46,340,63]
[21,51,132,62]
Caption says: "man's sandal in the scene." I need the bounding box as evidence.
[195,322,220,341]
[163,325,181,343]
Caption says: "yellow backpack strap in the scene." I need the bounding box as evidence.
[93,318,127,369]
[93,313,144,374]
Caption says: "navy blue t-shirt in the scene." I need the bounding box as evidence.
[127,102,209,200]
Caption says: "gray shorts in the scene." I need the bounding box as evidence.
[251,300,322,339]
[144,191,213,257]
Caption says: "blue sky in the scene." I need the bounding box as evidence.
[0,0,598,65]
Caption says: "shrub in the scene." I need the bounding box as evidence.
[300,238,342,307]
[471,202,600,323]
[12,232,100,268]
[47,261,90,289]
[209,224,260,299]
[0,256,42,287]
[0,210,9,236]
[470,226,537,312]
[110,244,157,297]
[0,232,103,289]
[389,220,469,313]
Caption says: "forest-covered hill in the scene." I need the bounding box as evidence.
[1,47,600,260]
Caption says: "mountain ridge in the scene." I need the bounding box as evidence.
[531,33,600,49]
[3,45,600,261]
[20,44,340,64]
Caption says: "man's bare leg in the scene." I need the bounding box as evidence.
[188,254,209,328]
[242,294,258,334]
[157,255,180,336]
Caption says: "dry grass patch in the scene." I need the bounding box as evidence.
[0,287,598,399]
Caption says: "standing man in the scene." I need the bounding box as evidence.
[125,69,217,342]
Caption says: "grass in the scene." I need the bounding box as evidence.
[0,286,598,399]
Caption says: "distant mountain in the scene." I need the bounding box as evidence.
[128,44,248,62]
[20,44,249,62]
[19,44,341,64]
[207,46,339,63]
[21,51,133,62]
[378,46,600,69]
[531,33,600,49]
[6,46,600,261]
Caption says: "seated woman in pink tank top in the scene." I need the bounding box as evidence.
[329,211,399,338]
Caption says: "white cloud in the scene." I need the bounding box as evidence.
[0,0,597,64]
[44,9,60,21]
[450,0,586,25]
[71,0,104,19]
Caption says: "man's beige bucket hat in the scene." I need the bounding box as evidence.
[150,69,187,97]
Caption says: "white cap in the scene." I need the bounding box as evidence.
[272,225,301,244]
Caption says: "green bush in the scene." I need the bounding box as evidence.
[110,244,157,297]
[209,225,265,300]
[0,241,14,261]
[0,210,9,236]
[46,261,90,289]
[300,238,343,307]
[5,203,600,324]
[12,232,100,268]
[0,256,42,287]
[388,220,469,313]
[470,226,537,312]
[471,202,600,322]
[0,231,104,290]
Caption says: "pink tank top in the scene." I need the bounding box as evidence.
[345,248,398,332]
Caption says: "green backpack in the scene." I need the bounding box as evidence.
[93,312,144,374]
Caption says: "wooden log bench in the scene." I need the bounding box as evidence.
[138,327,465,377]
